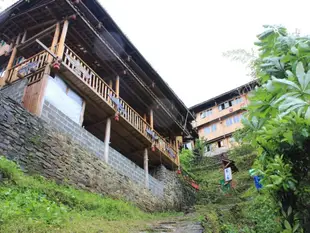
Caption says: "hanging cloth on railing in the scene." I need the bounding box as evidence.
[65,54,91,79]
[18,62,38,78]
[166,147,176,158]
[145,128,158,141]
[108,94,126,116]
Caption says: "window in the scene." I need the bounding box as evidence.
[44,75,84,124]
[200,109,212,119]
[233,115,241,123]
[226,117,233,126]
[217,140,224,148]
[204,126,211,134]
[211,124,217,132]
[235,97,242,104]
[218,101,233,111]
[206,145,211,152]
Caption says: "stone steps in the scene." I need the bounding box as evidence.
[139,217,204,233]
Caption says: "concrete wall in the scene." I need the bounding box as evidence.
[41,100,164,197]
[0,93,195,212]
[0,79,27,103]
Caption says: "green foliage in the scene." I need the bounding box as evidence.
[0,156,23,183]
[179,149,194,171]
[236,25,310,232]
[193,138,209,164]
[0,157,179,232]
[193,141,283,232]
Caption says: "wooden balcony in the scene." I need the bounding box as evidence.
[5,46,179,169]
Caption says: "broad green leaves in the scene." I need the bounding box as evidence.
[269,62,310,118]
[239,26,310,232]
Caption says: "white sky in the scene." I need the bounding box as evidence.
[2,0,310,107]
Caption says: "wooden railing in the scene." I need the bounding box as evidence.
[61,44,178,165]
[6,50,49,84]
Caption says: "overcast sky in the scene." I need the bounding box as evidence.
[2,0,310,107]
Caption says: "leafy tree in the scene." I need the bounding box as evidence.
[192,138,209,164]
[238,25,310,232]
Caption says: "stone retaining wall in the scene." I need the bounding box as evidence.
[0,79,28,103]
[0,92,195,211]
[41,100,164,197]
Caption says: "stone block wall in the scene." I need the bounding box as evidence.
[0,79,27,103]
[0,93,195,211]
[41,100,164,197]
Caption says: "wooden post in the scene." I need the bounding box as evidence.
[48,22,60,63]
[149,109,154,130]
[144,148,149,189]
[115,76,120,98]
[109,80,113,88]
[1,34,21,86]
[56,20,69,59]
[143,113,147,133]
[104,118,111,163]
[22,65,51,116]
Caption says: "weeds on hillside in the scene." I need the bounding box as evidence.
[0,156,181,232]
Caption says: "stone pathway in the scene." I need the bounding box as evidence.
[139,216,204,233]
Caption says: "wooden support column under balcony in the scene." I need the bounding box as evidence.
[1,34,21,86]
[22,23,60,116]
[104,117,111,163]
[144,148,149,188]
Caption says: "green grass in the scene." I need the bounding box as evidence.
[0,156,181,233]
[189,150,282,233]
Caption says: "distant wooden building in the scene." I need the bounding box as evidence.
[189,81,257,157]
[0,0,194,188]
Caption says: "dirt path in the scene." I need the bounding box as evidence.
[139,215,204,233]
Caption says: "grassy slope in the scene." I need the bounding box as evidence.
[189,148,282,233]
[0,156,181,233]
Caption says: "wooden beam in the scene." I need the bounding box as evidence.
[26,19,57,32]
[104,117,111,163]
[144,148,149,189]
[21,31,27,43]
[56,20,69,59]
[48,22,60,63]
[17,24,56,50]
[115,76,120,98]
[149,109,154,130]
